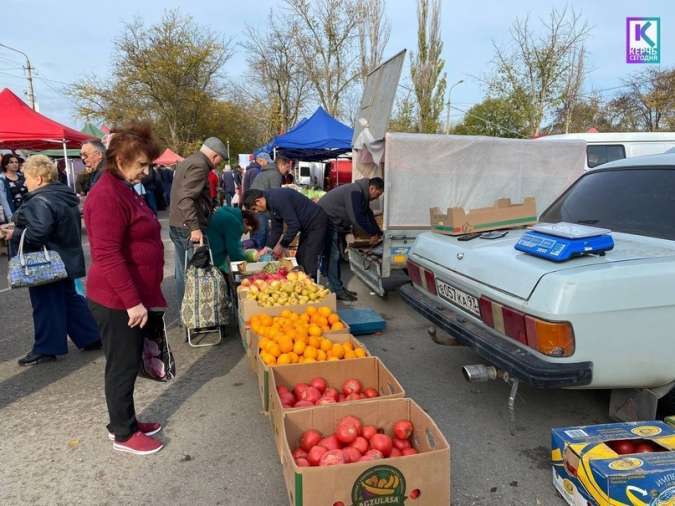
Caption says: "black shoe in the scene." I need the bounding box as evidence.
[82,340,102,351]
[336,291,357,301]
[344,288,358,297]
[18,351,56,366]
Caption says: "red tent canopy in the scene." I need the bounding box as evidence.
[154,148,184,166]
[0,88,93,150]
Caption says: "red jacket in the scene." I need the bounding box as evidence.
[208,169,219,199]
[84,171,166,310]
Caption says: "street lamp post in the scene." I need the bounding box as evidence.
[0,42,36,110]
[445,79,464,134]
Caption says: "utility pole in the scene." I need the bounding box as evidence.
[226,139,230,161]
[445,79,464,134]
[0,43,36,109]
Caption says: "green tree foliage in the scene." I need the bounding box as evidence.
[453,97,528,138]
[409,0,447,133]
[69,10,233,154]
[388,90,418,133]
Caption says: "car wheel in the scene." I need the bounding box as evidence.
[657,386,675,419]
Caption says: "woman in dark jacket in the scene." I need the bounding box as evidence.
[84,122,165,456]
[1,153,29,212]
[1,155,101,365]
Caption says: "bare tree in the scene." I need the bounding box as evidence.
[558,45,586,133]
[410,0,447,133]
[490,7,590,137]
[241,11,310,136]
[356,0,391,84]
[284,0,361,118]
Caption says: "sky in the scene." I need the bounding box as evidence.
[1,0,672,129]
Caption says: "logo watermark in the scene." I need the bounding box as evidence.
[626,17,660,64]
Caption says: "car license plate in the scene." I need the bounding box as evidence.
[435,279,480,317]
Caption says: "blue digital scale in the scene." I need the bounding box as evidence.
[515,222,614,262]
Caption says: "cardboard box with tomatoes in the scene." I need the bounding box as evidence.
[552,420,675,506]
[268,356,406,457]
[280,398,451,506]
[254,331,370,413]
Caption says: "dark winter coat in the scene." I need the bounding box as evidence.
[11,182,86,279]
[318,178,381,235]
[250,162,282,191]
[264,188,322,248]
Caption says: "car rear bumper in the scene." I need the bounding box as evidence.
[400,284,593,388]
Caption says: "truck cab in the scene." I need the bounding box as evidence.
[401,152,675,419]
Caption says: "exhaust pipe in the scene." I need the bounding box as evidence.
[462,364,498,383]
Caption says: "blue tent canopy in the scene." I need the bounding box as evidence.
[258,107,353,161]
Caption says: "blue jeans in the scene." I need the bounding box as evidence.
[170,226,193,308]
[324,227,344,293]
[29,279,100,355]
[250,213,269,249]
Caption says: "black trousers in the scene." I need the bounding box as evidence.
[296,210,329,280]
[88,301,143,441]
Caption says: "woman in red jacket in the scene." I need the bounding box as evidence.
[84,122,164,456]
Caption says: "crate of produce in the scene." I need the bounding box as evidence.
[280,398,451,506]
[269,356,405,456]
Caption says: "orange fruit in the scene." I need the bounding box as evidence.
[342,341,353,352]
[277,353,291,365]
[321,325,330,333]
[308,336,321,349]
[304,357,316,364]
[308,325,322,337]
[330,343,345,359]
[344,350,356,359]
[328,314,340,325]
[318,306,332,317]
[261,353,276,366]
[305,306,318,315]
[300,313,310,323]
[304,346,318,360]
[354,347,366,358]
[316,316,329,327]
[317,350,327,361]
[298,357,306,364]
[281,310,292,319]
[293,340,306,355]
[268,343,281,358]
[328,356,340,362]
[331,322,346,331]
[279,337,293,353]
[320,338,333,352]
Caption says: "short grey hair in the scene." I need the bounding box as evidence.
[83,139,106,155]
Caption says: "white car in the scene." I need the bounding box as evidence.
[401,152,675,419]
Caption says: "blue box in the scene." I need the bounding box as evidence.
[552,421,675,505]
[337,308,385,335]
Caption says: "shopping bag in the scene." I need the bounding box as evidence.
[181,245,229,330]
[8,228,68,289]
[139,311,176,382]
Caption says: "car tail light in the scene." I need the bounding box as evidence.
[407,260,422,286]
[525,316,575,357]
[424,270,437,296]
[479,296,575,357]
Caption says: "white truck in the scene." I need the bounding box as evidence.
[401,152,675,420]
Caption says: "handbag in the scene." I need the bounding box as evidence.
[139,311,176,382]
[8,228,68,288]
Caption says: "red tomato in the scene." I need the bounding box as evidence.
[342,378,363,395]
[612,440,636,455]
[317,396,337,405]
[277,385,290,396]
[350,436,369,454]
[319,435,341,451]
[300,430,322,452]
[324,387,339,400]
[393,420,414,440]
[295,457,310,467]
[340,416,363,435]
[342,446,362,463]
[346,393,362,401]
[370,434,393,457]
[294,400,314,408]
[279,391,295,407]
[393,438,411,450]
[634,442,655,453]
[338,393,346,402]
[310,377,327,394]
[390,447,402,457]
[336,420,360,445]
[294,383,310,399]
[363,388,379,398]
[292,448,308,460]
[320,449,345,466]
[362,425,378,440]
[299,386,322,404]
[402,448,418,456]
[308,445,328,466]
[360,449,384,461]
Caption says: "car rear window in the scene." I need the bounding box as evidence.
[540,168,675,241]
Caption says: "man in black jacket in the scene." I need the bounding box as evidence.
[243,188,328,279]
[318,177,384,300]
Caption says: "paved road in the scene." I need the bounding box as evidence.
[0,213,609,505]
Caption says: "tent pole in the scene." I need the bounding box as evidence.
[62,140,73,189]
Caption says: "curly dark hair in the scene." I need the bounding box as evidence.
[1,153,20,172]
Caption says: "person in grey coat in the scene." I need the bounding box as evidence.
[318,177,384,300]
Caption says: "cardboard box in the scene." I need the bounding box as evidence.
[230,257,298,276]
[552,421,675,506]
[430,197,537,236]
[238,291,338,322]
[280,398,451,506]
[268,357,406,457]
[254,332,370,413]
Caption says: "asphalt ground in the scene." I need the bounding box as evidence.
[0,213,610,505]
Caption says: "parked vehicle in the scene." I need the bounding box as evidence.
[540,132,675,169]
[401,152,675,420]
